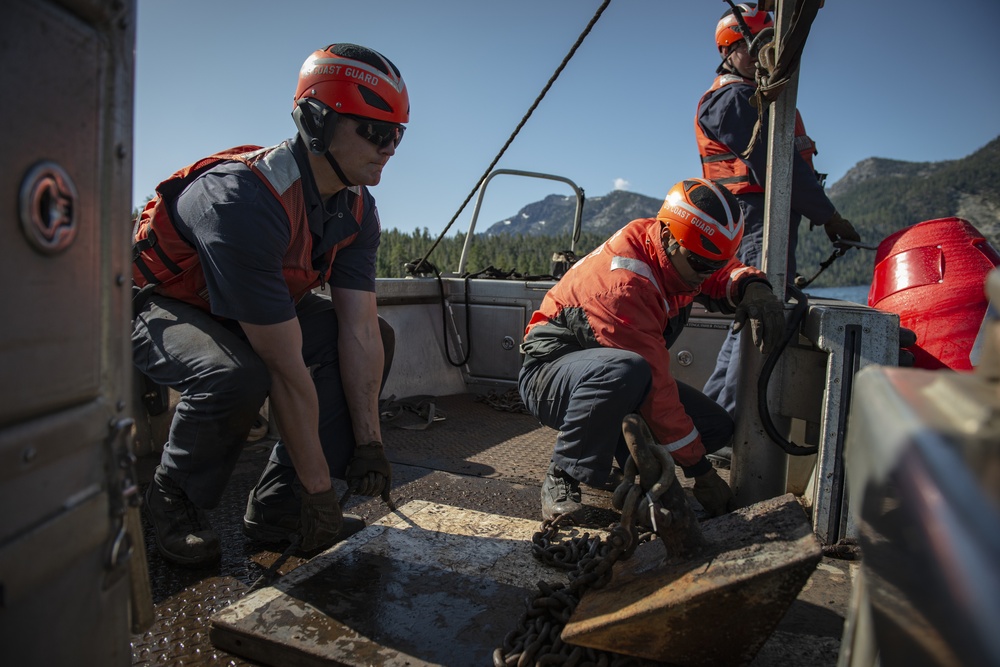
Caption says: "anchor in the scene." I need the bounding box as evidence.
[561,414,823,665]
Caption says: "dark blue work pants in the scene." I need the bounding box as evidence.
[132,292,392,509]
[518,347,733,487]
[703,195,798,416]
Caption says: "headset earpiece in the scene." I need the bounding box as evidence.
[292,98,333,155]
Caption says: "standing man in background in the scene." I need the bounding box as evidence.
[132,43,406,566]
[696,3,860,430]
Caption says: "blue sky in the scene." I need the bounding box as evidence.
[134,0,1000,240]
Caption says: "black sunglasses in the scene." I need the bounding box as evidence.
[677,246,727,274]
[345,114,405,149]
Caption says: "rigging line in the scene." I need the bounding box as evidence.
[410,0,612,275]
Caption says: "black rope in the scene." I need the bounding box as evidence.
[408,0,612,276]
[441,271,473,367]
[407,261,564,369]
[758,283,817,456]
[793,247,845,288]
[723,0,757,44]
[795,240,876,289]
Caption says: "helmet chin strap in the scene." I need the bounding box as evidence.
[323,149,354,188]
[717,49,733,75]
[717,44,740,75]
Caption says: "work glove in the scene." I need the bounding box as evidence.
[346,441,392,497]
[692,467,736,518]
[823,211,861,249]
[299,487,343,551]
[733,282,786,355]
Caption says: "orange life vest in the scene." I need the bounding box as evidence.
[694,74,817,195]
[132,142,365,311]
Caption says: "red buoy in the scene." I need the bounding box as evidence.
[868,217,1000,371]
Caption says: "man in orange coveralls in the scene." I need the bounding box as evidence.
[519,177,785,520]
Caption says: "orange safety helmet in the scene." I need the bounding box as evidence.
[292,43,409,154]
[715,3,773,50]
[657,178,744,262]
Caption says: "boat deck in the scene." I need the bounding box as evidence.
[130,393,854,666]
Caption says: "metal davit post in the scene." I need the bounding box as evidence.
[731,0,796,508]
[456,168,584,276]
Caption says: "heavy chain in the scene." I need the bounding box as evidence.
[493,486,666,667]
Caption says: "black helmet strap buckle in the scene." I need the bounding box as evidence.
[293,98,338,155]
[293,98,355,187]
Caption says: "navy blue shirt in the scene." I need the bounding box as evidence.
[697,78,836,227]
[168,137,379,325]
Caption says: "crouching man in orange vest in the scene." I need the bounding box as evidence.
[132,44,407,566]
[519,178,786,520]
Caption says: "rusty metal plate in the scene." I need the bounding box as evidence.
[563,493,822,665]
[209,501,580,666]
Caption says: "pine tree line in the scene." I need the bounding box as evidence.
[376,228,610,278]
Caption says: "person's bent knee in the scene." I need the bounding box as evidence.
[597,349,652,403]
[203,357,270,411]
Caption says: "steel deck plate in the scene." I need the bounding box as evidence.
[209,501,586,667]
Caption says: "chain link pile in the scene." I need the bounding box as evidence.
[493,496,666,667]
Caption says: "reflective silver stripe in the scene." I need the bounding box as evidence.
[251,144,300,197]
[717,74,745,87]
[663,427,699,453]
[611,256,658,288]
[666,185,741,242]
[702,179,739,231]
[610,256,668,311]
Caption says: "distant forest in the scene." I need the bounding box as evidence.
[376,228,609,279]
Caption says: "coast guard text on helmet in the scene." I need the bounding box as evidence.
[303,63,383,89]
[663,203,716,237]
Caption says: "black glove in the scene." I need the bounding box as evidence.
[824,211,861,249]
[692,467,735,518]
[299,487,343,551]
[346,441,392,497]
[733,282,786,355]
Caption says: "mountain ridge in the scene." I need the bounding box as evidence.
[478,136,1000,285]
[485,189,662,239]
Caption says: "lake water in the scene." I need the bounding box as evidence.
[801,284,870,305]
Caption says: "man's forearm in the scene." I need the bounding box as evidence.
[338,323,384,445]
[267,367,331,494]
[241,318,331,494]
